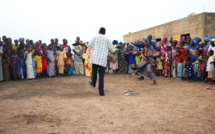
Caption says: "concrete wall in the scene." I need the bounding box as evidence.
[123,13,215,43]
[204,13,215,38]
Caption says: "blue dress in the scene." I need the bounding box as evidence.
[19,58,25,79]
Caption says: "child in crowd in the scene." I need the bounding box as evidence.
[127,46,135,74]
[65,52,72,76]
[177,58,183,80]
[192,55,201,81]
[25,47,35,80]
[155,43,163,76]
[110,40,119,74]
[2,51,10,81]
[47,46,55,77]
[164,46,171,77]
[10,50,20,80]
[57,46,67,76]
[18,52,25,80]
[35,51,42,78]
[0,42,3,82]
[206,50,215,83]
[42,50,48,78]
[200,52,208,82]
[135,53,141,66]
[53,47,58,75]
[32,49,37,78]
[184,53,193,81]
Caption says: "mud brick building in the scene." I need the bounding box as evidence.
[123,12,215,43]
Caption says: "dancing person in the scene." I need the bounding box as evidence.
[87,27,114,96]
[133,40,157,85]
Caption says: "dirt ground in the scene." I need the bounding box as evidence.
[0,74,215,134]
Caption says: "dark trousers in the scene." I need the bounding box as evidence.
[92,64,106,95]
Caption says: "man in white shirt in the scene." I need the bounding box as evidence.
[87,27,114,96]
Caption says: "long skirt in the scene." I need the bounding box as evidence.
[26,64,35,79]
[0,57,3,81]
[208,70,215,80]
[145,63,156,80]
[3,62,10,81]
[48,62,55,77]
[110,61,118,70]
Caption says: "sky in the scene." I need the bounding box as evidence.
[0,0,214,45]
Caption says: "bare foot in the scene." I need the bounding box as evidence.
[205,87,211,90]
[151,83,157,86]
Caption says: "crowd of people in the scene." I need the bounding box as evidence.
[0,36,87,81]
[0,33,215,86]
[117,35,215,85]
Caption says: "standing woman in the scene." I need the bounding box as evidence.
[0,41,3,81]
[84,47,92,77]
[160,36,168,75]
[110,40,119,74]
[208,39,215,57]
[117,43,127,74]
[188,38,199,63]
[42,50,49,78]
[10,50,20,80]
[25,47,35,80]
[2,50,10,81]
[47,46,55,77]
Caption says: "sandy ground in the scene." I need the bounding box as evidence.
[0,74,215,134]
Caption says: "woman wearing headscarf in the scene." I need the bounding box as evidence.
[188,38,199,63]
[161,36,169,76]
[0,41,3,81]
[109,40,119,74]
[208,38,215,57]
[133,40,157,85]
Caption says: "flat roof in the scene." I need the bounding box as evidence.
[124,12,215,36]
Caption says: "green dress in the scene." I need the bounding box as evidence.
[117,50,126,74]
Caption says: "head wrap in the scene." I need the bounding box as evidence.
[193,38,199,45]
[162,36,168,43]
[145,39,150,43]
[173,36,179,42]
[211,36,215,39]
[19,38,24,41]
[169,37,173,43]
[204,36,211,42]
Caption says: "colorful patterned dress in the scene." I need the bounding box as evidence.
[117,50,127,74]
[10,55,20,79]
[2,54,10,81]
[84,48,92,77]
[47,50,55,77]
[0,46,3,81]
